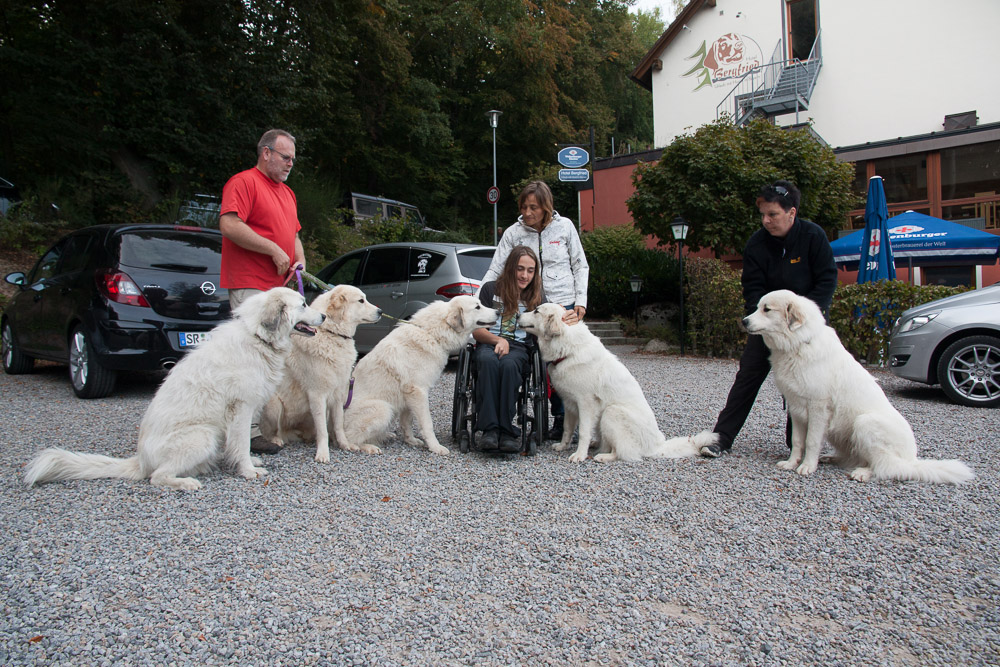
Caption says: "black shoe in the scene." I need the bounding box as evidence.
[699,444,723,458]
[250,436,284,455]
[547,416,564,442]
[479,430,499,451]
[499,433,521,453]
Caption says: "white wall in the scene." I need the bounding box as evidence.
[651,0,1000,148]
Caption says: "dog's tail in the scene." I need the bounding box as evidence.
[875,457,974,485]
[24,449,144,487]
[657,430,717,458]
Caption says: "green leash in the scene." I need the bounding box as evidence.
[297,269,414,326]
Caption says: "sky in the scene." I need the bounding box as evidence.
[630,1,676,19]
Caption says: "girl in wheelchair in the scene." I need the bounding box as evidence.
[472,246,544,452]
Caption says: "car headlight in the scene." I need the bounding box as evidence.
[896,312,939,333]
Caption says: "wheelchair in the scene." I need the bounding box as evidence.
[451,340,548,456]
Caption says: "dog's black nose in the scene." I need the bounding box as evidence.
[742,316,751,327]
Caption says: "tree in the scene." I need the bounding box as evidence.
[627,118,857,255]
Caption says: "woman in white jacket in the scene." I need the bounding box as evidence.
[481,181,590,440]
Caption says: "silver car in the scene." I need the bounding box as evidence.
[308,242,496,353]
[888,282,1000,407]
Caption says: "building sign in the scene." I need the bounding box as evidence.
[682,33,763,91]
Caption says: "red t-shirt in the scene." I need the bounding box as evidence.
[219,167,301,290]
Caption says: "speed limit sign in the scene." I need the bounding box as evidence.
[487,186,500,204]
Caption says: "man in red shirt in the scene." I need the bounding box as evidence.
[220,128,306,309]
[219,128,306,454]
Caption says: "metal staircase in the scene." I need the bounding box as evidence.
[717,33,822,126]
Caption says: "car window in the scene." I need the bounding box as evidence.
[361,248,409,285]
[27,240,66,284]
[321,253,365,286]
[409,250,445,281]
[58,234,96,274]
[456,249,495,280]
[117,230,221,272]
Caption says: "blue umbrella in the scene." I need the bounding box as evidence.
[857,175,895,283]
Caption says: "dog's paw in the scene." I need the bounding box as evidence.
[404,435,424,448]
[359,444,382,455]
[338,442,360,453]
[593,453,616,463]
[552,441,569,452]
[315,449,331,463]
[795,461,817,476]
[849,467,872,482]
[428,444,450,456]
[776,459,798,471]
[568,451,588,463]
[250,456,263,467]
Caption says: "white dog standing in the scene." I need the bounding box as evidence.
[745,289,973,484]
[519,303,701,463]
[342,296,498,455]
[259,285,382,462]
[24,288,325,490]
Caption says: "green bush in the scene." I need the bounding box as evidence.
[829,281,967,366]
[581,225,678,318]
[684,256,745,358]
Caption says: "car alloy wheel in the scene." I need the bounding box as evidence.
[937,335,1000,408]
[2,321,34,374]
[69,326,117,398]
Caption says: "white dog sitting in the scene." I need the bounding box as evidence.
[744,289,974,484]
[518,303,701,463]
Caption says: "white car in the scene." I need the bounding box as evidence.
[888,283,1000,407]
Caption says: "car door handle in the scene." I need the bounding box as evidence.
[391,291,404,298]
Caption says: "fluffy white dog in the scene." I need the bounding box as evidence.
[744,289,973,484]
[518,303,701,463]
[259,285,382,462]
[342,295,498,455]
[24,288,325,490]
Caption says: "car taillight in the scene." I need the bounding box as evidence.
[435,282,478,299]
[98,270,150,307]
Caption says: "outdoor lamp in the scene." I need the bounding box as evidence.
[487,110,502,243]
[671,216,689,355]
[629,275,643,328]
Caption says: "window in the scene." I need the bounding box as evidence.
[409,250,445,280]
[27,241,65,284]
[58,234,95,274]
[361,247,409,284]
[940,141,1000,200]
[873,154,927,202]
[118,231,222,272]
[320,253,364,286]
[922,265,974,288]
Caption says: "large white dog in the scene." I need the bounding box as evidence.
[342,296,498,456]
[744,289,974,484]
[259,285,382,462]
[24,288,325,490]
[519,303,701,463]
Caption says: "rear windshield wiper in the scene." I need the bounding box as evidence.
[147,263,209,272]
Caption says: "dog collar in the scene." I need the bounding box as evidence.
[323,329,353,340]
[549,356,567,366]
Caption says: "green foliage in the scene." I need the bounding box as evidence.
[0,196,74,253]
[829,281,968,366]
[581,225,678,318]
[684,257,746,358]
[627,118,858,255]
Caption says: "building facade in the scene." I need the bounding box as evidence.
[580,0,1000,287]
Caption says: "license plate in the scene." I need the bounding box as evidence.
[179,331,212,348]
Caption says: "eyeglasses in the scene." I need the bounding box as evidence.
[266,145,296,164]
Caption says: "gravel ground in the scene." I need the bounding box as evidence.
[2,347,999,666]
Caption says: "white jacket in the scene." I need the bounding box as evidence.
[481,211,589,308]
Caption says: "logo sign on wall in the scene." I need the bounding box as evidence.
[557,147,590,169]
[683,33,763,91]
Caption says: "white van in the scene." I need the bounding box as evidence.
[349,192,426,227]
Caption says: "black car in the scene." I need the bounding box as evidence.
[2,224,231,398]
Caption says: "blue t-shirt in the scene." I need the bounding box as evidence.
[478,281,528,343]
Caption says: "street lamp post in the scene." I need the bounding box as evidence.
[629,275,643,329]
[670,216,690,355]
[487,110,502,244]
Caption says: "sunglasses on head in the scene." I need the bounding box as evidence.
[771,185,789,198]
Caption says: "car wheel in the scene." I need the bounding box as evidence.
[69,326,117,398]
[2,321,34,374]
[936,335,1000,408]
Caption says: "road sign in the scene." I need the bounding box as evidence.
[487,186,500,204]
[558,168,590,182]
[557,147,590,168]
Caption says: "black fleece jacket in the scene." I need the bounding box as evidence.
[741,217,838,316]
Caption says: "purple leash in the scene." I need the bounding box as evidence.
[295,267,305,296]
[344,377,355,409]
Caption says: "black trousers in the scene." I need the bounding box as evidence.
[712,334,773,450]
[474,341,529,437]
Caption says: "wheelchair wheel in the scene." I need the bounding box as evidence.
[523,347,548,456]
[451,343,474,452]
